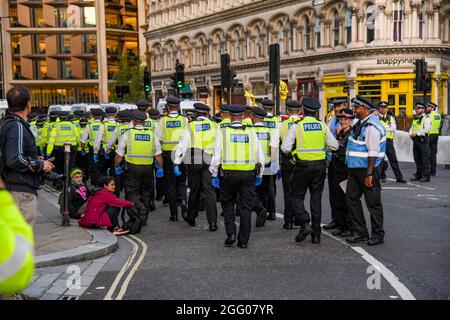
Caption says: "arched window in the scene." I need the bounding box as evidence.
[315,17,321,48]
[345,9,352,44]
[278,23,284,53]
[215,34,221,64]
[304,17,311,50]
[333,11,340,46]
[256,26,263,57]
[393,1,404,42]
[366,4,376,43]
[419,1,425,39]
[234,30,240,60]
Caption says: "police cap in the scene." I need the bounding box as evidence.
[59,111,70,119]
[68,114,74,121]
[136,99,150,108]
[414,102,426,109]
[91,108,104,117]
[301,97,321,111]
[28,112,38,121]
[219,104,229,113]
[166,96,181,106]
[260,99,275,109]
[79,117,88,125]
[228,104,246,116]
[331,97,348,105]
[148,108,160,119]
[337,109,355,119]
[213,112,222,123]
[105,106,117,114]
[251,107,267,119]
[351,95,374,109]
[73,110,85,117]
[427,102,438,109]
[286,100,302,110]
[36,114,48,125]
[131,110,147,122]
[193,103,210,113]
[378,101,389,109]
[117,109,132,119]
[245,105,253,112]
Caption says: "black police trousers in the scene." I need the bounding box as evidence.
[289,160,327,237]
[280,155,294,224]
[88,147,103,186]
[346,167,384,240]
[381,139,404,180]
[162,151,187,217]
[76,150,90,182]
[327,161,338,225]
[221,170,256,245]
[429,134,439,175]
[254,172,275,214]
[186,163,217,225]
[413,137,431,178]
[51,146,77,175]
[329,160,352,232]
[124,164,154,222]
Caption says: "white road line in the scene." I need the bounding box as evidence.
[104,235,139,300]
[387,178,435,191]
[382,187,416,190]
[115,235,148,300]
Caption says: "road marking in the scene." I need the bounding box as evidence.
[115,235,148,300]
[382,187,416,190]
[387,178,435,191]
[103,236,139,300]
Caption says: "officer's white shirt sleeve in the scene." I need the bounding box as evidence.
[154,135,162,156]
[254,136,265,178]
[105,130,117,153]
[417,117,431,136]
[156,120,162,141]
[325,126,339,151]
[80,126,89,144]
[270,122,281,148]
[173,129,190,165]
[115,132,127,157]
[280,124,297,154]
[93,125,104,153]
[387,116,397,132]
[209,130,222,177]
[365,125,382,157]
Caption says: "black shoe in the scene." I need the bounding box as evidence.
[162,197,169,206]
[311,235,321,244]
[283,222,293,230]
[266,212,276,221]
[149,200,156,212]
[331,229,343,236]
[256,208,267,227]
[339,230,353,237]
[380,177,386,183]
[294,215,302,226]
[209,223,217,232]
[323,221,338,230]
[410,176,422,181]
[345,235,369,244]
[396,178,407,183]
[237,241,247,249]
[180,201,188,221]
[224,234,236,246]
[431,172,436,177]
[169,215,178,222]
[187,218,195,227]
[367,238,384,246]
[419,177,430,182]
[295,223,313,243]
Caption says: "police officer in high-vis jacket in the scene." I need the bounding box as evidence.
[409,103,432,182]
[426,102,441,176]
[209,104,265,249]
[81,108,104,186]
[35,114,49,158]
[157,96,188,221]
[345,95,386,246]
[114,110,163,226]
[94,106,118,176]
[174,103,218,231]
[281,97,338,244]
[219,104,231,129]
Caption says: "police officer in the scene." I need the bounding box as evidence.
[35,114,49,158]
[219,104,231,128]
[377,101,406,183]
[76,117,90,182]
[345,95,386,246]
[94,106,118,175]
[46,111,80,174]
[81,108,104,186]
[114,110,163,226]
[209,104,265,248]
[28,112,38,137]
[281,98,338,244]
[213,112,223,123]
[174,103,218,230]
[272,100,302,230]
[324,97,348,231]
[157,96,188,221]
[261,99,279,130]
[242,106,253,126]
[73,110,84,130]
[45,111,59,133]
[426,102,441,176]
[409,103,432,182]
[136,99,154,129]
[148,108,163,205]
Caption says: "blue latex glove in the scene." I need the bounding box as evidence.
[211,177,220,189]
[156,167,164,178]
[173,165,181,177]
[81,150,86,156]
[93,153,99,163]
[276,170,282,180]
[255,176,262,186]
[104,152,110,160]
[115,166,123,175]
[270,161,278,174]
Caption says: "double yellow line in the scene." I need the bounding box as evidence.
[104,235,148,300]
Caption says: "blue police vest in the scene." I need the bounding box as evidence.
[326,116,340,161]
[345,114,386,169]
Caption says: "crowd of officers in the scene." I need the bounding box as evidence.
[27,95,442,248]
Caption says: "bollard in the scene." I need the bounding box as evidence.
[61,142,71,226]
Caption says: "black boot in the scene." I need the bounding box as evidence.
[266,212,276,221]
[149,200,156,212]
[311,234,321,244]
[283,222,293,230]
[180,200,188,221]
[295,223,313,243]
[209,222,217,232]
[224,234,236,246]
[256,208,267,227]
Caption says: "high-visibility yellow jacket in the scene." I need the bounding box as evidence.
[0,189,35,295]
[47,121,80,155]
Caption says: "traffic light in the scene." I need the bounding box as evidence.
[415,59,424,92]
[143,68,151,93]
[221,54,231,88]
[269,44,280,85]
[170,72,177,89]
[176,62,185,89]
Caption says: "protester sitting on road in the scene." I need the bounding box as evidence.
[68,168,90,220]
[79,176,133,235]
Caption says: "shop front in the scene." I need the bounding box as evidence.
[322,75,349,116]
[194,77,209,106]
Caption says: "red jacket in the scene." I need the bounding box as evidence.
[79,189,134,228]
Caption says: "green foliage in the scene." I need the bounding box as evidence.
[109,55,147,103]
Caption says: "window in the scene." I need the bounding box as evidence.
[57,35,71,54]
[82,7,96,27]
[13,60,22,80]
[55,8,67,27]
[84,60,98,79]
[9,6,19,27]
[357,80,381,103]
[34,60,48,79]
[366,4,376,43]
[304,17,311,50]
[31,7,44,27]
[315,17,321,48]
[333,11,340,46]
[419,2,425,39]
[256,27,263,57]
[393,1,404,42]
[278,25,284,54]
[82,34,97,54]
[11,35,20,55]
[32,35,46,54]
[345,9,352,44]
[60,60,73,79]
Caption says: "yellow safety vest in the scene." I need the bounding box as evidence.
[280,116,300,142]
[219,118,231,129]
[160,115,187,151]
[263,116,280,131]
[429,111,441,135]
[379,115,394,139]
[87,121,102,147]
[253,125,272,165]
[47,121,79,155]
[125,128,155,165]
[242,118,253,126]
[76,126,89,152]
[188,119,217,155]
[144,117,154,129]
[36,126,49,149]
[295,117,326,161]
[102,121,118,148]
[221,126,257,171]
[411,115,427,133]
[0,190,35,295]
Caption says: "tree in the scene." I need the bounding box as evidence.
[109,55,147,103]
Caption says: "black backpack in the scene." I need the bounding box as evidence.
[121,207,143,234]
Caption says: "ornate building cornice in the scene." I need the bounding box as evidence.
[145,0,309,40]
[150,45,450,81]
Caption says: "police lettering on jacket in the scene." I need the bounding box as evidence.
[195,123,211,131]
[230,134,249,143]
[303,122,322,131]
[166,120,181,128]
[134,134,151,141]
